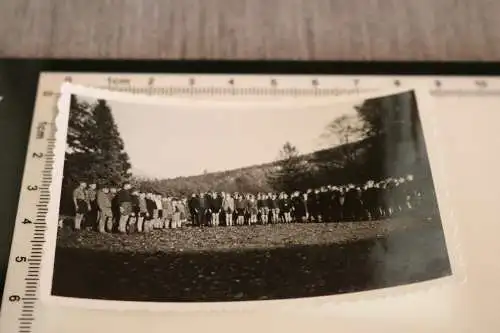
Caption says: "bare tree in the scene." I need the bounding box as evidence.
[321,114,365,165]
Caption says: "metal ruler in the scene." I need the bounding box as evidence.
[0,72,499,333]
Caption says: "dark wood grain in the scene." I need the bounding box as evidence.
[1,0,499,60]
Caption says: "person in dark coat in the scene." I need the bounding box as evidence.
[109,186,119,230]
[219,191,227,225]
[377,182,388,218]
[208,192,223,226]
[130,190,140,216]
[188,194,200,226]
[257,193,265,224]
[340,187,348,221]
[329,187,340,222]
[318,187,331,222]
[344,185,357,221]
[116,182,134,233]
[393,178,407,214]
[326,187,336,222]
[248,194,259,225]
[216,192,224,226]
[292,192,308,222]
[275,193,283,223]
[403,174,419,209]
[234,194,246,226]
[385,180,396,216]
[264,193,272,223]
[279,193,292,223]
[243,194,252,225]
[261,194,271,224]
[290,192,299,221]
[401,176,421,213]
[353,187,366,221]
[198,192,207,226]
[268,193,279,224]
[311,189,322,222]
[363,181,379,220]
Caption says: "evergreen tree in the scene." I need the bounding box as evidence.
[88,99,131,185]
[62,95,94,190]
[63,97,131,190]
[267,142,309,192]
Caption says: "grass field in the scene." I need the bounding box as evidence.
[52,215,452,302]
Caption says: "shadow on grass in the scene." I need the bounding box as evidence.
[51,223,452,302]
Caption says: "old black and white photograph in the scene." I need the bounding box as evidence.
[51,89,452,303]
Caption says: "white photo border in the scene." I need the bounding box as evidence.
[39,82,464,313]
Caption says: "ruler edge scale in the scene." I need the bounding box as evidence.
[0,71,497,333]
[0,74,55,333]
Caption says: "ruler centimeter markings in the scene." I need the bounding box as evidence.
[32,74,500,97]
[20,118,55,333]
[0,72,499,333]
[0,76,57,333]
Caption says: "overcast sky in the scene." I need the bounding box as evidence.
[75,96,362,179]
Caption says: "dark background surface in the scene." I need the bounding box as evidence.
[0,62,41,299]
[1,59,500,300]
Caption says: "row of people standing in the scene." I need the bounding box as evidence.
[187,174,425,226]
[67,182,188,233]
[65,173,429,232]
[188,192,294,226]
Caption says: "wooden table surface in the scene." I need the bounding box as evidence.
[1,0,499,61]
